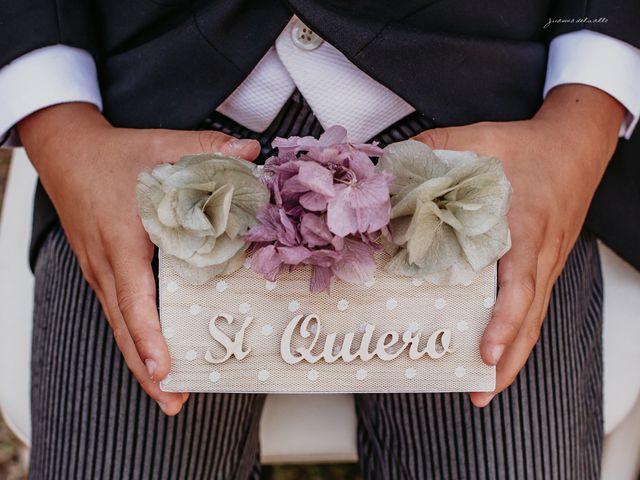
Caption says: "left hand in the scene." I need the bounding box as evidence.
[413,84,624,407]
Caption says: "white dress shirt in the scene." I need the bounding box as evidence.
[1,16,639,146]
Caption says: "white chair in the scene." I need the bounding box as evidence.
[1,149,639,476]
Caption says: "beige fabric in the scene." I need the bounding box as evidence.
[158,250,496,393]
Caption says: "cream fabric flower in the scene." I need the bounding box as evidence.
[377,140,512,285]
[137,154,269,284]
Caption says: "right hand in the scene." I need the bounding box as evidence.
[18,102,261,415]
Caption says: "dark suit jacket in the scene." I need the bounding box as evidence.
[1,0,639,270]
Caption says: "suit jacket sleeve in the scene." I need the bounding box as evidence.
[0,0,98,67]
[547,0,640,48]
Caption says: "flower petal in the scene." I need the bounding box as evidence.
[300,213,333,247]
[297,161,336,196]
[377,140,448,194]
[326,187,359,236]
[331,239,376,285]
[310,266,333,293]
[188,234,247,267]
[456,217,511,271]
[299,191,328,211]
[345,172,392,208]
[318,125,348,146]
[277,246,312,265]
[250,245,282,281]
[202,184,234,236]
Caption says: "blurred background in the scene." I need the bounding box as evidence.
[0,150,28,479]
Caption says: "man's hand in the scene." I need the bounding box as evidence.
[414,85,624,407]
[18,103,260,415]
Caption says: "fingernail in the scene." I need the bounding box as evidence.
[226,138,259,158]
[490,344,505,365]
[145,359,157,379]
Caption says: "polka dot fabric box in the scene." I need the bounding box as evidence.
[158,250,496,394]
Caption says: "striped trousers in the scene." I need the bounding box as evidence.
[29,93,604,479]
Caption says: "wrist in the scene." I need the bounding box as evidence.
[534,84,624,168]
[17,102,111,167]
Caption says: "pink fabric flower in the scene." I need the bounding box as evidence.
[246,126,392,292]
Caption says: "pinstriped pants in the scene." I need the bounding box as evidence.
[29,94,604,479]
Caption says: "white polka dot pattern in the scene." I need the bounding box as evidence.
[337,299,349,311]
[158,251,497,394]
[163,327,176,340]
[288,300,301,312]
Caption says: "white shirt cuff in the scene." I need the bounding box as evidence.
[0,45,102,147]
[544,30,640,139]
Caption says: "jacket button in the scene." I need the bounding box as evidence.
[291,19,324,50]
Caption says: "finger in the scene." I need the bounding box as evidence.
[412,123,495,152]
[160,129,261,162]
[470,290,550,408]
[108,237,172,382]
[91,261,187,415]
[471,242,560,407]
[413,127,461,150]
[479,239,539,366]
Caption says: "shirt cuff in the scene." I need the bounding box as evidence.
[0,45,102,147]
[544,30,640,139]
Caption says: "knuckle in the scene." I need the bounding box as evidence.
[492,313,520,340]
[131,329,155,352]
[519,273,537,300]
[418,128,450,150]
[77,256,97,285]
[548,232,566,267]
[117,290,155,319]
[197,130,224,153]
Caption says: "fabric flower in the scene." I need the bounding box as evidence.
[377,140,512,285]
[247,126,391,292]
[137,154,269,284]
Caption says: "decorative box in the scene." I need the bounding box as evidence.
[137,128,511,394]
[157,252,496,393]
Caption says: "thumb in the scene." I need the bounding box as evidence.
[159,129,262,162]
[412,124,486,151]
